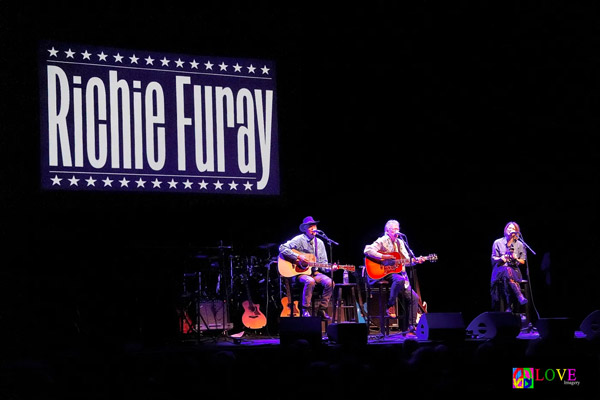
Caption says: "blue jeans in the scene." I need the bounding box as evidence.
[296,272,334,309]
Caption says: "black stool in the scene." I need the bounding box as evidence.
[332,283,361,323]
[367,279,394,336]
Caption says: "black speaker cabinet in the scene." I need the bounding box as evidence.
[466,312,521,340]
[580,310,600,341]
[327,323,368,345]
[536,318,576,340]
[279,317,323,346]
[416,312,465,341]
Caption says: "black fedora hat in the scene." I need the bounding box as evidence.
[299,216,319,232]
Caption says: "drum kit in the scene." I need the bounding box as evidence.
[178,241,281,337]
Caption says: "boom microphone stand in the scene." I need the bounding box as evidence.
[399,233,417,335]
[518,234,540,332]
[315,230,339,277]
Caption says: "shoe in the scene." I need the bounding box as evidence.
[317,309,331,321]
[386,306,396,318]
[301,309,311,317]
[408,324,416,333]
[517,295,528,306]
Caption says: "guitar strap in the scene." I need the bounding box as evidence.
[313,237,318,275]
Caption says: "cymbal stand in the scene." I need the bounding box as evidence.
[218,241,233,341]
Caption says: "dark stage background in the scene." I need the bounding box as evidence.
[1,2,599,349]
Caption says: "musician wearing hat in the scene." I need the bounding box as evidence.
[278,216,334,320]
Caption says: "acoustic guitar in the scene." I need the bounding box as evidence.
[240,274,267,329]
[280,276,300,317]
[280,296,300,317]
[364,251,437,280]
[278,249,355,278]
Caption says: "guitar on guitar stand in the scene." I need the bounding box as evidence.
[240,273,267,330]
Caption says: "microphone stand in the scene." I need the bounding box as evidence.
[315,231,338,279]
[518,236,536,256]
[518,235,540,331]
[400,233,416,333]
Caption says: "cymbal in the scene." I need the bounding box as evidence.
[258,242,277,249]
[198,245,232,250]
[193,254,219,261]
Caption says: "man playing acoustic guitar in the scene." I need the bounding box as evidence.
[278,216,334,320]
[364,219,426,334]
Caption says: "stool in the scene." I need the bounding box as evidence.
[332,283,361,323]
[367,280,394,336]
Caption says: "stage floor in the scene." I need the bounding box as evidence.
[177,322,588,347]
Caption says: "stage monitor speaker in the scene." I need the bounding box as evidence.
[326,323,368,345]
[279,317,323,346]
[466,312,521,340]
[198,300,233,331]
[535,318,576,340]
[580,310,600,341]
[416,312,465,341]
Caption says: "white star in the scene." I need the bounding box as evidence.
[228,181,238,190]
[135,178,146,188]
[243,181,253,191]
[51,175,62,185]
[113,53,124,63]
[85,176,97,186]
[81,50,92,60]
[48,47,59,57]
[160,57,170,66]
[175,58,185,68]
[198,180,208,190]
[65,49,75,58]
[97,51,108,61]
[261,65,270,75]
[247,64,256,74]
[119,177,130,187]
[151,178,162,188]
[68,175,79,186]
[129,54,139,64]
[102,177,113,186]
[145,56,154,65]
[168,179,178,189]
[204,61,214,70]
[183,179,193,189]
[218,62,228,71]
[233,63,243,73]
[190,60,199,69]
[213,180,223,190]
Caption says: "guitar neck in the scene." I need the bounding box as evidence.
[308,263,354,271]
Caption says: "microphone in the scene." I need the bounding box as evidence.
[315,229,325,235]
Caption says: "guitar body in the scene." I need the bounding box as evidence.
[364,251,405,280]
[278,251,316,278]
[278,249,356,278]
[241,300,267,329]
[280,296,300,317]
